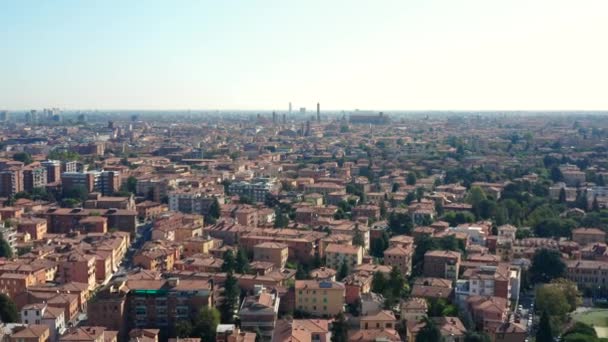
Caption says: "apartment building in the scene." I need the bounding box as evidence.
[0,167,24,197]
[239,286,280,340]
[21,303,66,342]
[228,178,279,202]
[126,278,212,330]
[23,166,47,192]
[384,244,414,276]
[168,189,224,216]
[45,208,138,234]
[7,325,50,342]
[423,250,461,281]
[325,244,363,271]
[253,242,288,270]
[572,228,606,246]
[565,259,608,289]
[17,218,48,240]
[295,280,345,317]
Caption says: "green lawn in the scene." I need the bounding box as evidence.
[572,309,608,338]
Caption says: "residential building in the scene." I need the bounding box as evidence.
[295,280,345,317]
[239,286,280,340]
[359,310,396,330]
[253,242,288,270]
[8,325,50,342]
[572,228,606,246]
[228,178,279,203]
[423,250,461,281]
[383,244,414,276]
[325,244,363,271]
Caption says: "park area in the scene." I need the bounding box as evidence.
[571,308,608,338]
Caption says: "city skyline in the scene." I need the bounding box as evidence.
[1,0,607,110]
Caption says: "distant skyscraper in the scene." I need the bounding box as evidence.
[289,102,292,114]
[0,111,8,122]
[305,120,311,136]
[317,102,321,123]
[282,113,286,124]
[26,110,37,124]
[108,121,115,129]
[272,111,277,124]
[300,107,306,114]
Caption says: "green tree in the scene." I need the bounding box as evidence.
[407,173,417,186]
[550,166,564,182]
[235,249,250,274]
[338,260,349,280]
[536,284,571,324]
[352,226,365,247]
[464,332,491,342]
[536,311,554,342]
[274,208,289,228]
[530,249,566,284]
[221,250,236,273]
[427,298,458,317]
[175,320,193,338]
[534,218,576,238]
[371,271,387,294]
[564,322,597,340]
[331,313,348,342]
[405,192,416,204]
[0,233,13,259]
[388,212,412,235]
[0,293,18,322]
[551,278,582,311]
[220,273,240,323]
[193,306,221,342]
[125,176,138,193]
[415,318,442,342]
[62,184,89,202]
[370,232,389,258]
[239,195,253,204]
[388,267,408,298]
[12,152,32,165]
[467,186,487,206]
[207,198,221,224]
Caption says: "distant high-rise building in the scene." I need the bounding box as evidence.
[272,111,277,124]
[317,102,321,123]
[77,113,87,123]
[289,102,292,114]
[23,166,47,192]
[26,110,38,124]
[108,121,115,129]
[282,113,286,124]
[41,160,62,183]
[0,111,8,122]
[300,107,306,114]
[305,120,311,136]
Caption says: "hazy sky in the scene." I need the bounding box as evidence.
[1,0,607,111]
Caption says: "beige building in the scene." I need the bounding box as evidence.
[572,228,606,246]
[325,243,363,271]
[400,297,428,323]
[384,245,414,276]
[565,259,608,289]
[253,242,289,270]
[295,280,345,317]
[360,310,397,330]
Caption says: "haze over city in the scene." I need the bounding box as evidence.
[1,0,607,110]
[2,2,608,342]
